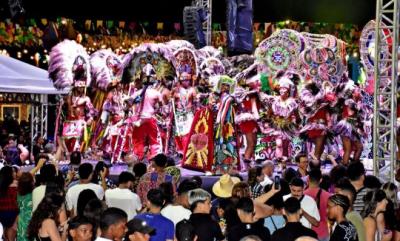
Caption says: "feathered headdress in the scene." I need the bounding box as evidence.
[90,49,123,91]
[200,57,225,80]
[166,40,195,52]
[214,75,236,94]
[48,40,91,90]
[121,43,177,84]
[174,47,198,80]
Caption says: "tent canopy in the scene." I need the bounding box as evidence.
[0,55,67,94]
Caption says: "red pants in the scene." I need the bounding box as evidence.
[131,118,162,160]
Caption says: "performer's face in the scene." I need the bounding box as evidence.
[279,88,289,97]
[221,84,230,94]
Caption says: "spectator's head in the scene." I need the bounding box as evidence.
[382,182,398,209]
[232,182,251,199]
[283,197,302,221]
[335,178,356,205]
[239,236,262,241]
[39,163,57,184]
[99,208,128,241]
[36,135,45,145]
[347,161,365,182]
[327,194,351,221]
[133,162,147,178]
[35,153,49,166]
[84,199,107,229]
[0,165,14,195]
[176,219,197,241]
[188,188,212,213]
[152,154,168,169]
[70,151,82,166]
[28,193,65,239]
[295,153,308,170]
[191,176,202,188]
[262,160,274,177]
[236,197,255,222]
[91,161,111,184]
[17,172,34,196]
[364,175,382,189]
[118,171,135,189]
[289,177,304,199]
[159,182,175,205]
[177,179,199,208]
[247,166,264,188]
[329,164,348,186]
[361,189,388,218]
[79,163,93,180]
[308,168,322,185]
[319,174,331,192]
[67,216,93,241]
[77,189,98,217]
[147,188,165,209]
[125,218,155,241]
[283,167,299,184]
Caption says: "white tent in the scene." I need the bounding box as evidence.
[0,55,67,94]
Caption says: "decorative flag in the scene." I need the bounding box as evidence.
[96,20,103,28]
[157,22,164,30]
[253,22,260,31]
[106,21,114,29]
[85,20,91,30]
[174,23,181,31]
[41,18,48,26]
[119,21,125,28]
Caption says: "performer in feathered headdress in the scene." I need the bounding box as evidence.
[212,75,241,174]
[260,71,300,158]
[171,47,198,154]
[89,50,124,152]
[120,43,175,162]
[48,40,97,154]
[233,63,261,167]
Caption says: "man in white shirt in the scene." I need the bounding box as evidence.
[95,208,127,241]
[66,163,104,216]
[261,160,274,186]
[105,171,142,220]
[161,179,197,226]
[283,177,320,229]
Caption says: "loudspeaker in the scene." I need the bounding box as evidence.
[8,0,25,18]
[226,0,253,55]
[183,6,206,48]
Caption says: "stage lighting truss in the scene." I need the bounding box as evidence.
[373,0,399,182]
[30,95,49,155]
[193,0,212,46]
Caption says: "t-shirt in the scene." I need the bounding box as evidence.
[330,221,358,241]
[271,222,318,241]
[32,185,46,211]
[264,215,286,234]
[189,213,224,241]
[161,204,191,227]
[304,187,331,239]
[227,219,271,241]
[283,194,320,228]
[346,211,366,241]
[105,188,142,220]
[136,213,174,241]
[353,187,369,214]
[66,183,104,213]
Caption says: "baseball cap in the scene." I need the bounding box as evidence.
[126,218,155,236]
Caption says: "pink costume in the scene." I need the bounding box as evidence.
[126,87,163,160]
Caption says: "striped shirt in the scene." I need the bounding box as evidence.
[353,187,369,214]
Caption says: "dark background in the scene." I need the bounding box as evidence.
[1,0,376,25]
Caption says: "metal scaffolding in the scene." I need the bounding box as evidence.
[30,94,48,154]
[373,0,399,181]
[193,0,212,46]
